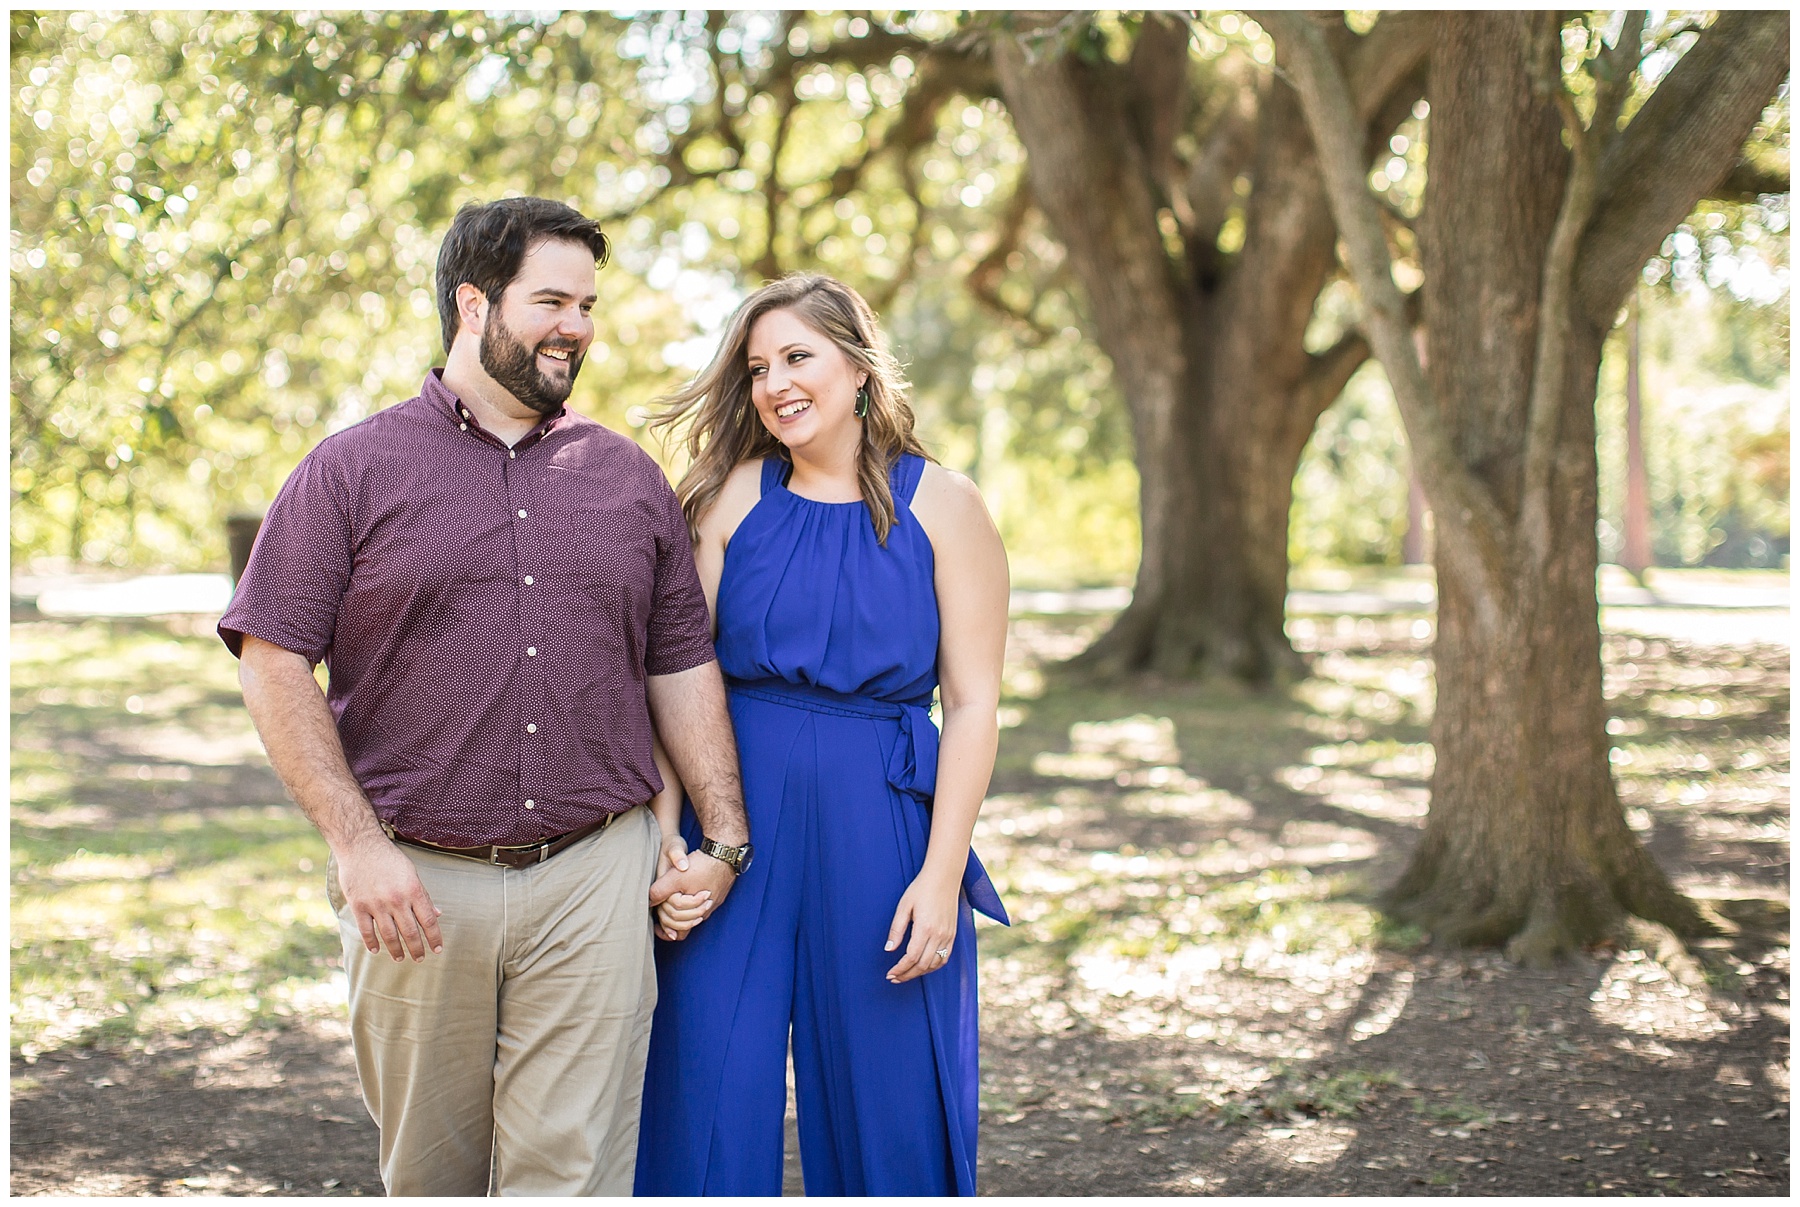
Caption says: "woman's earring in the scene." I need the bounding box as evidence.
[854,383,871,418]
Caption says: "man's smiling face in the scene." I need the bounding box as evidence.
[478,237,597,415]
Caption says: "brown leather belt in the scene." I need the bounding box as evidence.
[381,812,621,869]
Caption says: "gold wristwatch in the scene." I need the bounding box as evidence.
[698,836,754,876]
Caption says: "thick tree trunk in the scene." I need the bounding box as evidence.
[1112,297,1332,682]
[1272,8,1785,961]
[1392,327,1706,959]
[1379,15,1707,962]
[991,24,1387,682]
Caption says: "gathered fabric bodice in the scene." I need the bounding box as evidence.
[715,454,937,705]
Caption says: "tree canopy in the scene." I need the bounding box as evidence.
[11,10,1788,602]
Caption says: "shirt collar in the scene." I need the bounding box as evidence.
[423,368,569,451]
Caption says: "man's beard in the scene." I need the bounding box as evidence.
[479,309,583,416]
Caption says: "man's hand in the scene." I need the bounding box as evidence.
[238,635,444,960]
[648,850,737,919]
[650,832,709,941]
[334,833,444,961]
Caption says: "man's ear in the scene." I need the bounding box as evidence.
[455,282,488,338]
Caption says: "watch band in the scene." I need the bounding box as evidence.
[699,836,751,875]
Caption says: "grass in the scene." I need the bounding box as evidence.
[11,618,339,1058]
[1413,1095,1496,1127]
[1268,1067,1399,1117]
[1216,1067,1399,1125]
[1374,918,1429,952]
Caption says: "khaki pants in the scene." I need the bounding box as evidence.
[326,806,659,1196]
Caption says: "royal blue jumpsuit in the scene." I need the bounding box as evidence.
[635,453,1007,1195]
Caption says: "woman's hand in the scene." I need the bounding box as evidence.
[884,867,962,983]
[656,889,713,942]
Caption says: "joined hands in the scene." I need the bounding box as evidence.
[648,833,735,941]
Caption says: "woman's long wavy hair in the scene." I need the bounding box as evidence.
[652,274,930,544]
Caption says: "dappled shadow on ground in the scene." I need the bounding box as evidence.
[10,1022,380,1196]
[972,612,1788,1195]
[8,610,1790,1195]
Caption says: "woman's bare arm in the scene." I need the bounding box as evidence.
[885,463,1009,982]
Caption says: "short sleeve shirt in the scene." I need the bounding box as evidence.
[219,369,715,846]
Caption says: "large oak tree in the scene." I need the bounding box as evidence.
[982,12,1430,680]
[1270,10,1789,961]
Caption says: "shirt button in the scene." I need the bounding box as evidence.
[509,450,516,459]
[526,723,537,733]
[460,423,468,431]
[523,575,534,585]
[517,509,527,518]
[527,647,537,656]
[524,800,536,809]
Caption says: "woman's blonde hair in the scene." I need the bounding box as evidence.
[652,273,930,544]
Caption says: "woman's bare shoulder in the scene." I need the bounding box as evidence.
[696,458,767,547]
[911,461,990,529]
[910,461,1003,558]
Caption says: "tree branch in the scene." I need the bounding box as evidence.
[1516,22,1611,571]
[813,44,993,205]
[755,90,797,279]
[1344,10,1434,123]
[1588,11,1646,147]
[1299,329,1371,420]
[862,150,926,313]
[1710,158,1791,201]
[1179,77,1259,262]
[1263,10,1512,628]
[1577,9,1791,320]
[1125,11,1193,200]
[966,178,1057,339]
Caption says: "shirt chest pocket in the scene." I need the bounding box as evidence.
[540,578,646,681]
[535,493,659,676]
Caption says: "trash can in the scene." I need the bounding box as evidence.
[226,513,264,585]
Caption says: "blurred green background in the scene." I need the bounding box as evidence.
[10,10,1788,587]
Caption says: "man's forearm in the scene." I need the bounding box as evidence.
[646,661,748,846]
[238,636,385,855]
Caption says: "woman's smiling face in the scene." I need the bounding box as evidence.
[746,307,867,451]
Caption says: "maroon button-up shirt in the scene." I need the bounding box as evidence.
[220,370,716,847]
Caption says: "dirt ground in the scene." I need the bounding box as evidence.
[10,603,1789,1196]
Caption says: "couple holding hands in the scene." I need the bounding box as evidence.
[223,195,1009,1196]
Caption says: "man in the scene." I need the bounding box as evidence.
[222,197,750,1195]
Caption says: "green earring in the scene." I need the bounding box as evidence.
[854,383,871,418]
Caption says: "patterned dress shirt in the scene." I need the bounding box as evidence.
[220,369,716,846]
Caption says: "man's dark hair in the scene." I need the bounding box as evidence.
[434,197,610,354]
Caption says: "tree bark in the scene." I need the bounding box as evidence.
[1271,9,1788,961]
[1621,293,1651,580]
[1402,470,1430,565]
[990,14,1422,681]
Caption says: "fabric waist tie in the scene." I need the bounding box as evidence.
[726,676,1009,925]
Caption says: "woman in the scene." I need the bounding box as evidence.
[634,274,1010,1196]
